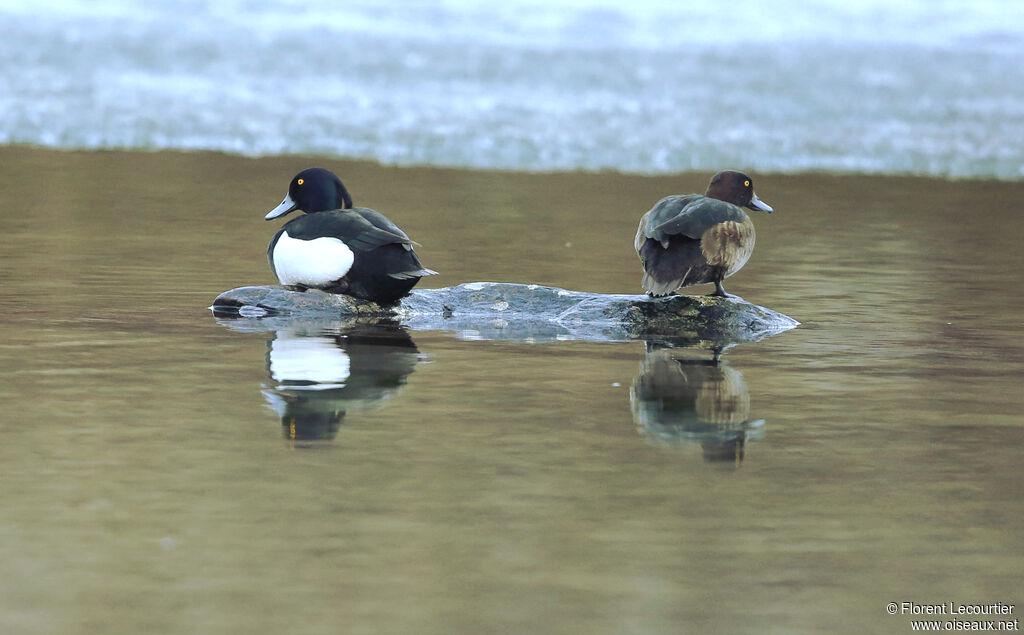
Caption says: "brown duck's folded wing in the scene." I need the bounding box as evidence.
[651,198,748,241]
[636,194,703,251]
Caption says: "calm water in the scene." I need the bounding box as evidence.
[0,149,1022,633]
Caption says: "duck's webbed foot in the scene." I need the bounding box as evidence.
[708,280,729,297]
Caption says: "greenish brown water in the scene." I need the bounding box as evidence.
[1,147,1022,634]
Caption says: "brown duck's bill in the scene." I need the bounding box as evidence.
[747,192,774,213]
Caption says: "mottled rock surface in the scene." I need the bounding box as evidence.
[211,282,798,344]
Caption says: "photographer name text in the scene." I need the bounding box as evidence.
[896,603,1015,616]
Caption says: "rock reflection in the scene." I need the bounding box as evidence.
[630,342,764,463]
[262,324,422,445]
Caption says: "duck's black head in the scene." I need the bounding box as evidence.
[265,168,354,220]
[705,170,773,213]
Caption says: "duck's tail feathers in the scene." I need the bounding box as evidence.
[641,271,685,297]
[388,268,438,280]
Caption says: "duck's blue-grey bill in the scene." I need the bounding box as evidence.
[749,193,774,213]
[265,194,298,220]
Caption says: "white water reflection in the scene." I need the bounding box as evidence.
[254,324,424,444]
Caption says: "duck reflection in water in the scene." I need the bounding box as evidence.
[263,324,422,445]
[630,342,764,463]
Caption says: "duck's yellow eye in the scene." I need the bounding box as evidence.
[296,178,304,185]
[744,180,750,187]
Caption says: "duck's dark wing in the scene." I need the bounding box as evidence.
[350,207,437,278]
[653,197,747,239]
[636,195,749,252]
[635,195,702,252]
[283,209,416,253]
[352,208,416,243]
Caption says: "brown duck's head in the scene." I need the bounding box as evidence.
[705,170,774,213]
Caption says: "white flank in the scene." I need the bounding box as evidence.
[272,232,354,287]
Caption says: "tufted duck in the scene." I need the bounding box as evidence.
[265,168,437,304]
[634,170,773,297]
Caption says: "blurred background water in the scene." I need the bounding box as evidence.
[1,0,1023,177]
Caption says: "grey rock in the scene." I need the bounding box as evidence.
[211,282,798,345]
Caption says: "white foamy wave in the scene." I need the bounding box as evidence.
[1,0,1022,177]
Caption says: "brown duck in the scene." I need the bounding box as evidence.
[634,170,773,297]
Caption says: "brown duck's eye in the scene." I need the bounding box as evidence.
[744,180,750,187]
[297,178,304,185]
